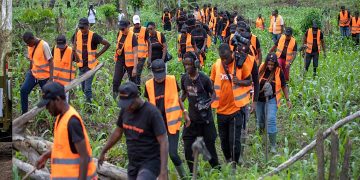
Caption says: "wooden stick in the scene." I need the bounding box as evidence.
[21,167,36,180]
[316,129,325,180]
[329,130,339,180]
[259,110,360,180]
[13,158,50,180]
[192,150,199,180]
[340,138,352,180]
[12,63,104,134]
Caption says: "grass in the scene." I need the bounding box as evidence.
[12,0,360,179]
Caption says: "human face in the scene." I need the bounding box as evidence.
[155,77,165,83]
[147,25,156,35]
[183,57,196,75]
[120,26,129,35]
[220,49,233,65]
[285,35,291,41]
[267,61,276,71]
[25,39,36,47]
[79,25,89,34]
[134,23,140,28]
[59,45,67,51]
[46,97,61,116]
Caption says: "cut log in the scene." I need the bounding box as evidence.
[12,63,104,134]
[13,158,50,180]
[316,129,325,180]
[329,130,339,180]
[340,138,352,180]
[94,159,128,180]
[259,110,360,179]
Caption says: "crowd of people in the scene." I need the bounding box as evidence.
[18,3,359,180]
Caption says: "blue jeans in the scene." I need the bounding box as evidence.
[79,66,95,101]
[168,131,182,166]
[272,33,281,44]
[340,26,350,37]
[20,70,48,114]
[256,97,278,134]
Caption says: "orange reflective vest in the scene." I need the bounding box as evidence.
[145,75,182,134]
[195,10,202,21]
[76,30,98,69]
[250,34,260,65]
[114,31,136,67]
[206,34,211,48]
[268,15,282,34]
[276,35,296,65]
[351,17,360,34]
[28,40,50,79]
[221,20,229,37]
[162,13,171,23]
[339,10,350,27]
[211,58,253,108]
[130,26,148,58]
[228,33,235,51]
[306,28,321,53]
[177,33,195,61]
[256,17,265,30]
[259,63,282,107]
[51,106,97,179]
[53,46,76,86]
[200,9,206,23]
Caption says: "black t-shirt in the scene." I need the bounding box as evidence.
[258,68,286,102]
[144,79,180,128]
[179,33,195,55]
[191,28,207,49]
[149,32,166,61]
[132,27,150,40]
[162,13,171,24]
[305,29,324,53]
[55,115,85,154]
[71,32,103,68]
[117,102,166,176]
[181,72,213,123]
[115,32,138,64]
[275,38,297,59]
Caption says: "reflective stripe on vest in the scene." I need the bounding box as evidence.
[351,17,360,34]
[114,31,135,66]
[130,26,148,58]
[339,10,350,27]
[268,15,282,34]
[51,106,97,179]
[145,75,182,134]
[28,40,50,79]
[185,33,195,52]
[276,35,296,65]
[53,46,76,86]
[256,18,264,29]
[306,28,321,53]
[75,30,98,69]
[221,20,229,37]
[259,63,282,107]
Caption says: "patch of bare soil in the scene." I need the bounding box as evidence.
[0,142,12,180]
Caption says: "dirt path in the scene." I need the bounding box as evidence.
[0,142,12,180]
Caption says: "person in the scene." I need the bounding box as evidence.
[176,8,187,33]
[144,59,190,178]
[180,52,220,173]
[35,82,97,180]
[72,18,110,103]
[118,8,125,23]
[162,8,172,31]
[113,20,138,99]
[303,21,326,77]
[21,31,52,114]
[52,35,76,102]
[177,24,196,63]
[350,11,360,45]
[191,21,208,66]
[238,21,263,66]
[130,15,151,86]
[338,6,351,37]
[218,14,230,43]
[256,53,292,153]
[256,14,265,30]
[269,9,284,43]
[210,44,257,166]
[224,24,237,44]
[87,4,96,26]
[200,4,207,24]
[148,22,167,63]
[193,4,203,22]
[99,81,169,180]
[270,27,297,82]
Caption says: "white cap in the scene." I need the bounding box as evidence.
[133,15,140,24]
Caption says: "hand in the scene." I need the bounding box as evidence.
[98,152,106,168]
[286,100,292,109]
[35,154,49,169]
[184,112,191,128]
[158,170,168,180]
[250,102,256,114]
[132,67,137,77]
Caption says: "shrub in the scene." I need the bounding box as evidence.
[99,4,117,19]
[300,10,322,33]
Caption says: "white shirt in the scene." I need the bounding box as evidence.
[88,9,96,24]
[273,15,284,34]
[118,13,125,22]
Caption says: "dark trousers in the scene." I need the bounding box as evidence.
[305,52,319,76]
[168,131,182,166]
[352,33,359,45]
[113,60,136,93]
[163,23,171,31]
[217,109,245,163]
[183,121,219,173]
[79,66,95,102]
[128,168,157,180]
[20,70,48,114]
[136,58,146,85]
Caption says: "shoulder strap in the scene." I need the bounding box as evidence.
[31,40,41,59]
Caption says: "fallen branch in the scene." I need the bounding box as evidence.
[12,63,104,134]
[13,158,50,180]
[259,110,360,179]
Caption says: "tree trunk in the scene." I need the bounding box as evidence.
[316,129,325,180]
[339,138,352,180]
[120,0,128,18]
[13,158,50,180]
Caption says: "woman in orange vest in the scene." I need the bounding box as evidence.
[21,31,52,114]
[256,14,265,30]
[350,11,360,45]
[35,82,97,180]
[144,59,190,178]
[162,8,172,31]
[338,6,351,37]
[178,24,196,63]
[269,9,284,43]
[256,53,291,153]
[147,22,168,63]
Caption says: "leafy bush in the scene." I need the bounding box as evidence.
[300,10,322,33]
[99,4,117,19]
[129,0,144,8]
[20,8,54,25]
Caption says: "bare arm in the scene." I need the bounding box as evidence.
[99,127,123,166]
[74,139,90,180]
[147,38,152,63]
[257,48,262,66]
[162,42,167,61]
[96,39,111,58]
[321,39,326,54]
[282,85,290,100]
[49,58,53,81]
[156,133,169,179]
[269,45,277,53]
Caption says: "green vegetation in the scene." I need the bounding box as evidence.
[12,0,360,179]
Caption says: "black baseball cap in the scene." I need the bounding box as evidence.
[284,27,293,36]
[118,81,139,109]
[266,53,278,64]
[119,20,130,29]
[56,35,66,49]
[37,82,66,108]
[151,59,166,81]
[78,18,89,28]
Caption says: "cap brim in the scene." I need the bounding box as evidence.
[118,98,135,109]
[37,99,50,108]
[133,21,140,24]
[78,23,87,28]
[153,71,166,81]
[57,43,66,49]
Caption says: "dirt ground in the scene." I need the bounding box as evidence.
[0,142,12,180]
